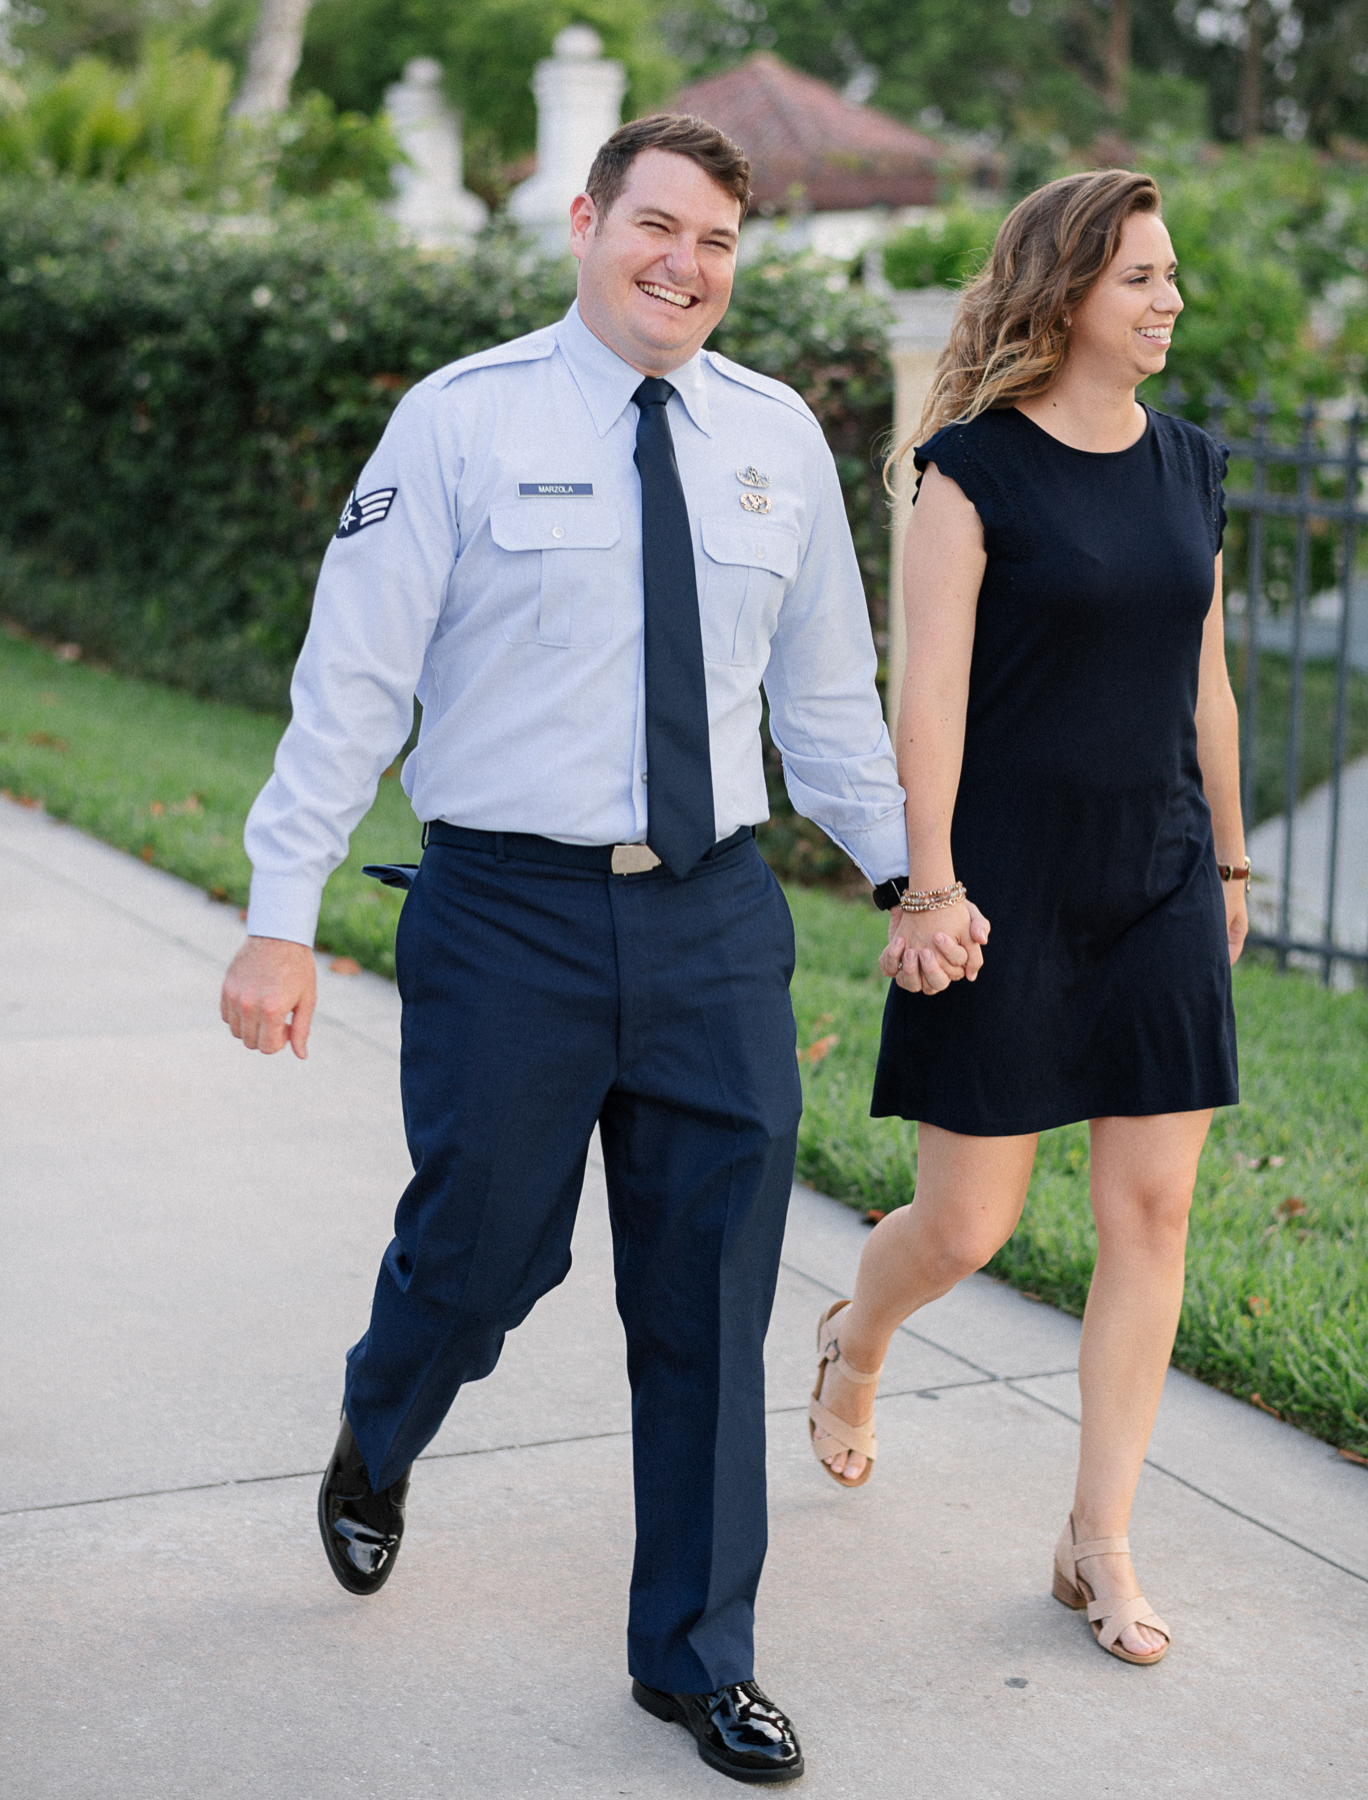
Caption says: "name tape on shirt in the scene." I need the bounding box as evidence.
[519,482,593,497]
[336,487,398,538]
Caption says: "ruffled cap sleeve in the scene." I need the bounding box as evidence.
[911,416,1036,563]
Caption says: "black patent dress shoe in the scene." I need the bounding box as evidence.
[317,1414,411,1596]
[632,1679,804,1784]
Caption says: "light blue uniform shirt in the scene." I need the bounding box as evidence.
[245,302,908,944]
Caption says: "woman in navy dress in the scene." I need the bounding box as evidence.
[806,171,1248,1664]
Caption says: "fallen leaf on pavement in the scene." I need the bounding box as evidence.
[864,1208,886,1225]
[139,845,154,863]
[329,956,362,976]
[1249,1391,1281,1417]
[1337,1447,1368,1468]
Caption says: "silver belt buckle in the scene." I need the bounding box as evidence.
[611,843,662,875]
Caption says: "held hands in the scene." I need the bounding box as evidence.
[221,935,317,1058]
[879,898,991,994]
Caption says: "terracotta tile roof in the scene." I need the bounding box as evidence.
[668,53,939,212]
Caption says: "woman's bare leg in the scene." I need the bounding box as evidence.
[1070,1109,1212,1655]
[814,1124,1038,1481]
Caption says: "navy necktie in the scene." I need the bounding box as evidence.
[633,378,716,878]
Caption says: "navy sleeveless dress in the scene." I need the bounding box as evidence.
[871,405,1239,1136]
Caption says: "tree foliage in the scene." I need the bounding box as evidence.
[0,30,401,200]
[0,40,232,185]
[666,0,1368,150]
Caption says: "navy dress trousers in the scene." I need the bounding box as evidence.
[343,831,801,1690]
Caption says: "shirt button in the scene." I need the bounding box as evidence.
[551,525,565,539]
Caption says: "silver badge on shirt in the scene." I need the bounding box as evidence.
[740,492,772,514]
[736,466,770,488]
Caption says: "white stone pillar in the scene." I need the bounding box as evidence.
[508,26,627,255]
[884,287,958,747]
[385,58,488,250]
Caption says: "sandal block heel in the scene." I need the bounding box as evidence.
[1052,1565,1087,1610]
[807,1300,883,1490]
[1053,1514,1171,1666]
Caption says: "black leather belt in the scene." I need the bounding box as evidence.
[422,821,753,874]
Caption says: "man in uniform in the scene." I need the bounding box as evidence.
[222,114,918,1785]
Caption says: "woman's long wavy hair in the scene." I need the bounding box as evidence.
[888,169,1163,481]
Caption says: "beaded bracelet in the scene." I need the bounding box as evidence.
[900,880,967,915]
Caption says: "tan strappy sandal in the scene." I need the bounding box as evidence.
[1053,1515,1171,1665]
[808,1299,883,1489]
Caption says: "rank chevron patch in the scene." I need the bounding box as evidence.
[336,486,398,538]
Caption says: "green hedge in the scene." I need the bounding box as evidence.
[0,182,892,723]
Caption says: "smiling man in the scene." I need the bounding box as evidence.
[221,113,911,1786]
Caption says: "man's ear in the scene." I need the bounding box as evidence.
[569,191,597,262]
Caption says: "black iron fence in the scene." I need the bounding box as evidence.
[1164,385,1368,985]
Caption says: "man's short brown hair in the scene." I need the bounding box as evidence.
[585,114,752,221]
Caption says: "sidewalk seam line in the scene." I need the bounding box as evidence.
[0,1428,636,1518]
[9,1391,1365,1588]
[1005,1379,1368,1586]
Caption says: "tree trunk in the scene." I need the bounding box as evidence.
[1241,0,1262,147]
[230,0,314,118]
[1106,0,1131,115]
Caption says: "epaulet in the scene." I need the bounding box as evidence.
[425,323,561,390]
[703,350,820,428]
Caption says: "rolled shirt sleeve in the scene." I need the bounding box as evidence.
[763,444,908,885]
[244,384,459,945]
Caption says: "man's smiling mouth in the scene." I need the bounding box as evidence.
[638,281,697,310]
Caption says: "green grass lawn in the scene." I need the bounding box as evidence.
[0,623,417,974]
[4,621,1365,1456]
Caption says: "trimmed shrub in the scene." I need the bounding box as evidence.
[882,205,1001,291]
[0,184,891,715]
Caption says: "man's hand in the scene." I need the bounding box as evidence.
[221,936,317,1059]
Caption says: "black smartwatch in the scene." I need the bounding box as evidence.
[870,876,910,912]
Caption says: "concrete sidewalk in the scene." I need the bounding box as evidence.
[1,794,1365,1798]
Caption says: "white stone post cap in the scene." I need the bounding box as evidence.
[401,57,444,87]
[553,25,605,58]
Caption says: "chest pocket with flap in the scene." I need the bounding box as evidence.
[488,500,622,646]
[699,517,800,666]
